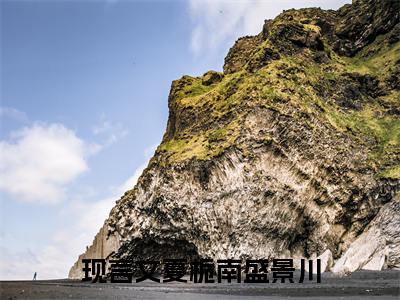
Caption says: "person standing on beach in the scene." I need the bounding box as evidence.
[33,272,37,280]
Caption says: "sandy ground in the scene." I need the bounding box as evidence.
[1,270,399,299]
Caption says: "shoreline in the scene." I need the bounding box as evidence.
[1,270,399,299]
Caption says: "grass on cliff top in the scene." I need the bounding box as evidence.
[302,40,400,178]
[340,34,400,78]
[158,72,247,164]
[248,40,400,179]
[177,71,247,118]
[159,32,399,177]
[159,118,241,163]
[172,76,214,102]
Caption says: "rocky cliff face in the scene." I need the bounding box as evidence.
[69,0,400,279]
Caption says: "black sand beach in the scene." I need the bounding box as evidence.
[1,270,399,299]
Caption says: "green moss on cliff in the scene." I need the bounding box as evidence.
[160,118,241,163]
[159,13,399,179]
[379,166,400,179]
[342,35,400,77]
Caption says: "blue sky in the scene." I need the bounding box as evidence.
[0,0,350,279]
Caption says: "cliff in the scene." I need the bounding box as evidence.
[69,0,400,278]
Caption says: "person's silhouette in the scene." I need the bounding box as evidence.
[33,272,37,280]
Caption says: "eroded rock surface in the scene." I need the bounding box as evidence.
[69,0,399,279]
[332,195,400,274]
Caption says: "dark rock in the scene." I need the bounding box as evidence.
[223,36,261,74]
[386,23,400,44]
[333,0,400,56]
[246,47,280,73]
[346,73,387,98]
[202,71,223,86]
[115,237,200,275]
[386,65,400,90]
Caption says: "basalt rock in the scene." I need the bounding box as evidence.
[334,0,400,56]
[202,71,224,86]
[331,194,400,274]
[69,0,400,279]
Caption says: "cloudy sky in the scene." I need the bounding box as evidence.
[0,0,350,280]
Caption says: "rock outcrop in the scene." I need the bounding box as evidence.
[69,0,399,278]
[332,194,400,274]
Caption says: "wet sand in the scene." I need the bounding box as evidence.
[1,270,399,299]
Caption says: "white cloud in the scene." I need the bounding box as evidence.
[0,180,132,280]
[0,106,29,123]
[188,0,351,57]
[0,144,155,280]
[0,123,89,203]
[92,117,129,148]
[0,247,40,280]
